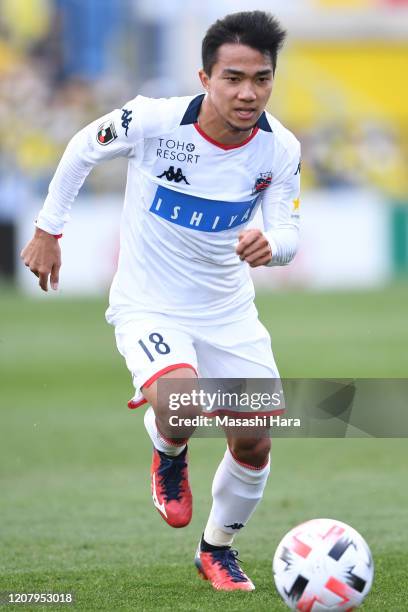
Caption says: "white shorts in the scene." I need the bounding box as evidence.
[114,311,280,411]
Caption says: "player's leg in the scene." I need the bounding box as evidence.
[203,434,270,542]
[193,316,277,590]
[142,366,201,449]
[114,318,200,527]
[195,435,271,591]
[142,367,202,528]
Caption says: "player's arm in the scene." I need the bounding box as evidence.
[236,142,301,268]
[21,99,142,291]
[261,142,301,267]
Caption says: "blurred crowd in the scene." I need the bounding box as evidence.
[299,120,407,198]
[0,0,407,226]
[0,0,136,222]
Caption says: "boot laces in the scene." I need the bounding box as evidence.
[211,549,248,583]
[157,450,187,502]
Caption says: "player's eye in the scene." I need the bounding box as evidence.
[226,77,240,83]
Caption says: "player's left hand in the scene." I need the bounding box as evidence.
[236,229,272,267]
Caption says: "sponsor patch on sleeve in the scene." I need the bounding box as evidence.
[97,120,117,146]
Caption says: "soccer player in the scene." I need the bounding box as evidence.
[21,11,300,591]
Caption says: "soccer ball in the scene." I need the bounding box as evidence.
[273,518,374,610]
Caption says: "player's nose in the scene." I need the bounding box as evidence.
[237,84,257,101]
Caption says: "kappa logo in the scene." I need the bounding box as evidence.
[121,108,132,137]
[224,523,244,530]
[97,120,117,146]
[158,166,190,185]
[252,171,272,194]
[294,159,301,175]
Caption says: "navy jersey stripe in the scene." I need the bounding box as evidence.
[257,111,273,132]
[180,94,205,125]
[181,95,272,132]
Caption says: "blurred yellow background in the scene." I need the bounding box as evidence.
[273,43,408,196]
[1,0,407,286]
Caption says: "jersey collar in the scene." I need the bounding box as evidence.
[180,93,272,150]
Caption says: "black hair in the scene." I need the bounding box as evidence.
[202,11,286,76]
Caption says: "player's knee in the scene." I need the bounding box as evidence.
[229,437,271,468]
[151,374,202,439]
[154,387,202,421]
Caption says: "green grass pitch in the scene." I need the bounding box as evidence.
[1,284,408,610]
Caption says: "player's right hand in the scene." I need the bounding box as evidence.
[20,227,61,292]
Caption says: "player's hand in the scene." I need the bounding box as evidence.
[20,227,61,292]
[236,229,272,267]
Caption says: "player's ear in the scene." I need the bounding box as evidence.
[199,69,210,92]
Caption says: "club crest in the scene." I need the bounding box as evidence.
[252,171,272,194]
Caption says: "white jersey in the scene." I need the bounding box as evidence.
[36,94,301,325]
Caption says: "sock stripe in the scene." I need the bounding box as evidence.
[228,445,269,471]
[156,418,188,447]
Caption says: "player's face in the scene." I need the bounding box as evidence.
[200,43,274,133]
